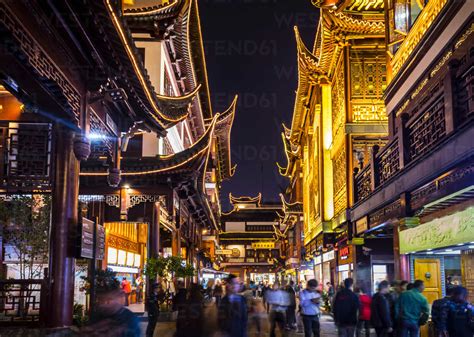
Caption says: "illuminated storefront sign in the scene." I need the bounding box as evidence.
[339,246,350,260]
[322,250,335,262]
[251,242,275,249]
[399,207,474,254]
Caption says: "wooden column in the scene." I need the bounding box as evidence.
[172,229,181,256]
[48,125,79,328]
[150,201,161,258]
[370,145,380,190]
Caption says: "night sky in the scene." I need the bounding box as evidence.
[199,0,319,210]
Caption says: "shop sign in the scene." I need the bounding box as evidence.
[79,218,105,260]
[251,242,275,249]
[314,255,322,265]
[338,245,353,265]
[334,227,348,243]
[399,207,474,254]
[322,250,335,262]
[356,217,368,235]
[215,249,233,255]
[315,232,335,251]
[350,238,365,245]
[286,257,299,266]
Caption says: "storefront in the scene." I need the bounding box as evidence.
[103,222,147,304]
[299,260,315,282]
[336,243,353,285]
[322,250,336,287]
[399,206,474,303]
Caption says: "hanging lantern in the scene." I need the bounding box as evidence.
[107,167,121,187]
[73,133,91,161]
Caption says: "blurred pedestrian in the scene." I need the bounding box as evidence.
[146,283,163,337]
[299,279,321,337]
[355,287,371,337]
[135,275,144,303]
[395,280,429,337]
[286,280,297,330]
[262,282,270,313]
[84,287,140,337]
[431,286,455,337]
[327,282,335,303]
[214,279,223,307]
[121,277,132,306]
[333,278,359,337]
[371,281,393,337]
[266,283,290,337]
[446,286,474,337]
[217,274,248,337]
[173,280,188,337]
[186,283,204,337]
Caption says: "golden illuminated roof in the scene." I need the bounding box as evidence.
[209,95,238,181]
[277,129,301,177]
[229,193,262,207]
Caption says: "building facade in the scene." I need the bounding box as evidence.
[351,0,474,308]
[0,0,235,327]
[279,0,389,289]
[218,194,283,284]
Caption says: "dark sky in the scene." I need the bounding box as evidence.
[199,0,319,210]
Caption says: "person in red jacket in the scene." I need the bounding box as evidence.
[355,287,372,337]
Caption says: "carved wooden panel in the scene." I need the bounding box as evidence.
[378,139,400,185]
[0,3,81,124]
[333,145,347,216]
[408,95,446,161]
[332,62,345,138]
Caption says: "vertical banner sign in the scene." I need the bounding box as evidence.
[96,224,105,260]
[80,218,94,259]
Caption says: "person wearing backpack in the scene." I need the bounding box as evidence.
[395,280,430,337]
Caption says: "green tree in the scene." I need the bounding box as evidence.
[0,195,50,279]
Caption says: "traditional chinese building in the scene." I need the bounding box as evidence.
[351,0,474,310]
[279,0,389,288]
[218,194,283,284]
[0,0,235,328]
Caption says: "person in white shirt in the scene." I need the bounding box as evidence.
[299,279,321,337]
[266,283,291,337]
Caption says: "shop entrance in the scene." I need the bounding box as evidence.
[414,259,442,304]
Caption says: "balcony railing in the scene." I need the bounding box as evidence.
[0,279,48,326]
[353,48,473,204]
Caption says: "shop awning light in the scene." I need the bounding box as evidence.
[469,245,474,249]
[426,252,434,255]
[445,249,453,252]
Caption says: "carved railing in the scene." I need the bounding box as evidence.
[0,279,48,326]
[377,138,400,185]
[354,165,372,203]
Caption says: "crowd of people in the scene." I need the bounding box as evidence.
[83,274,474,337]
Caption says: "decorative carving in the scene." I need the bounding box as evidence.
[369,199,401,227]
[3,123,52,190]
[105,195,120,208]
[333,145,347,215]
[128,194,160,209]
[355,165,372,201]
[378,140,400,184]
[408,95,446,161]
[79,195,105,203]
[107,234,139,253]
[352,104,387,122]
[350,52,387,100]
[332,62,345,138]
[0,3,81,124]
[89,110,114,159]
[0,280,44,324]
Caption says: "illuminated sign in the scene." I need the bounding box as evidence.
[215,249,233,255]
[117,250,126,265]
[322,250,335,262]
[339,246,350,260]
[126,252,135,267]
[251,242,275,249]
[356,217,368,235]
[134,254,141,268]
[107,247,117,264]
[314,256,322,265]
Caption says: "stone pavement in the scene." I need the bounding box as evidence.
[140,303,342,337]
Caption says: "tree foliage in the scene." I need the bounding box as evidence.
[0,195,50,279]
[144,255,195,281]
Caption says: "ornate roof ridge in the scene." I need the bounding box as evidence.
[229,192,262,206]
[277,131,300,177]
[123,0,182,16]
[80,113,218,177]
[213,95,238,180]
[102,0,200,130]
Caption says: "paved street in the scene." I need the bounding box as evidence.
[140,301,343,337]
